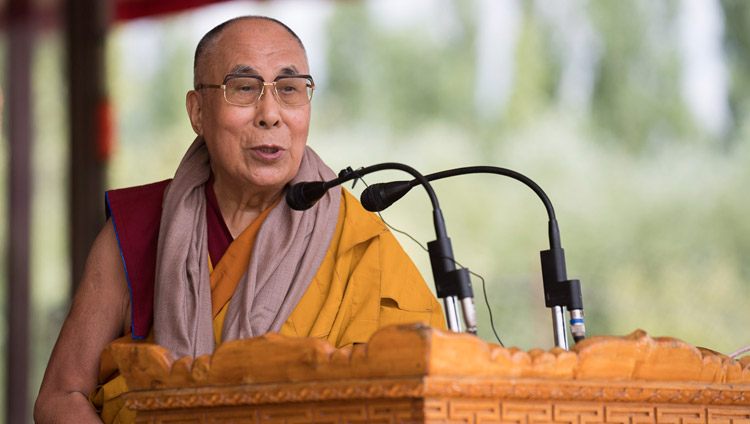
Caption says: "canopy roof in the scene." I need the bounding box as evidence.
[115,0,239,21]
[0,0,240,24]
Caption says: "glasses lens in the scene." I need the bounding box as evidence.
[275,77,313,106]
[225,77,263,105]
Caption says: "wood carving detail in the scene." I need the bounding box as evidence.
[134,400,421,424]
[128,390,750,424]
[125,379,426,411]
[115,324,750,424]
[134,402,750,424]
[110,325,750,393]
[124,376,750,412]
[422,377,749,405]
[421,400,750,424]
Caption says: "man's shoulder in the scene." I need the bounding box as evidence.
[105,179,172,219]
[340,188,387,228]
[338,188,389,247]
[104,179,172,339]
[107,179,172,194]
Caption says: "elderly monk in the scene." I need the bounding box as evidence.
[35,15,444,423]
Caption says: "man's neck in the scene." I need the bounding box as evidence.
[212,175,283,238]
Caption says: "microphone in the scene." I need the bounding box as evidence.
[285,164,478,335]
[360,166,586,348]
[285,181,329,211]
[359,180,411,212]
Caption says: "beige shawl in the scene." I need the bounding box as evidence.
[153,137,341,359]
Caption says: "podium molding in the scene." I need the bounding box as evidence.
[110,324,750,423]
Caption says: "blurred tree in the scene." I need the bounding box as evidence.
[588,1,697,153]
[503,2,559,130]
[318,1,750,352]
[319,5,373,125]
[107,21,196,188]
[720,0,750,144]
[323,2,477,134]
[112,21,192,147]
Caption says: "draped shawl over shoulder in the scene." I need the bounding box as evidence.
[153,137,340,359]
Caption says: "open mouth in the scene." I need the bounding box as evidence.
[257,147,279,154]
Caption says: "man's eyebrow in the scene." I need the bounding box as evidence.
[227,65,302,77]
[278,66,300,75]
[229,65,259,75]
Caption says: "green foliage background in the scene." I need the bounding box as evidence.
[2,0,750,418]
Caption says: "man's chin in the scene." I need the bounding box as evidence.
[245,172,295,193]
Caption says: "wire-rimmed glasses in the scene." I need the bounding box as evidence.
[196,74,315,107]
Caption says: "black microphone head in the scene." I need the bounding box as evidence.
[286,181,327,211]
[360,181,412,212]
[360,184,389,212]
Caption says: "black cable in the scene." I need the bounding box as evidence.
[345,163,448,239]
[359,165,586,344]
[473,270,504,347]
[450,257,504,347]
[357,178,504,346]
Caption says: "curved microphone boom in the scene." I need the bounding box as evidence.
[360,166,586,348]
[285,164,478,335]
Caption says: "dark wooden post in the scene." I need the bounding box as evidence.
[6,0,33,421]
[66,0,111,293]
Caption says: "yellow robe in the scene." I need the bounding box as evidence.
[91,189,445,422]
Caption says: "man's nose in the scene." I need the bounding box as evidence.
[254,83,281,128]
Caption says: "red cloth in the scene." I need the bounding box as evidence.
[114,0,237,21]
[105,178,232,338]
[205,174,233,266]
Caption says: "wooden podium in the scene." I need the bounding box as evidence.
[109,324,750,423]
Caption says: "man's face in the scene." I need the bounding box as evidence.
[188,19,311,194]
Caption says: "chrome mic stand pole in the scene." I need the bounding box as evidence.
[551,306,569,349]
[444,296,462,332]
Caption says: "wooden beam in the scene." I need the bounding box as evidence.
[66,0,111,293]
[6,0,33,421]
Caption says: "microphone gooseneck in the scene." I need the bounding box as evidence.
[359,166,586,348]
[285,164,477,335]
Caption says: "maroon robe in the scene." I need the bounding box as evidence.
[104,175,231,338]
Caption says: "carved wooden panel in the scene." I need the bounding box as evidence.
[605,406,656,424]
[114,324,750,424]
[134,400,422,424]
[420,400,750,424]
[705,407,750,424]
[110,325,750,392]
[133,400,750,424]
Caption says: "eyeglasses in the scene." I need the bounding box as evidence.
[196,74,316,107]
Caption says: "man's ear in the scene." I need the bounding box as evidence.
[186,90,203,135]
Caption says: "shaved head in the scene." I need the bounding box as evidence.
[185,15,312,199]
[193,16,307,87]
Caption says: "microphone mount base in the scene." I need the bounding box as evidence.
[427,238,477,334]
